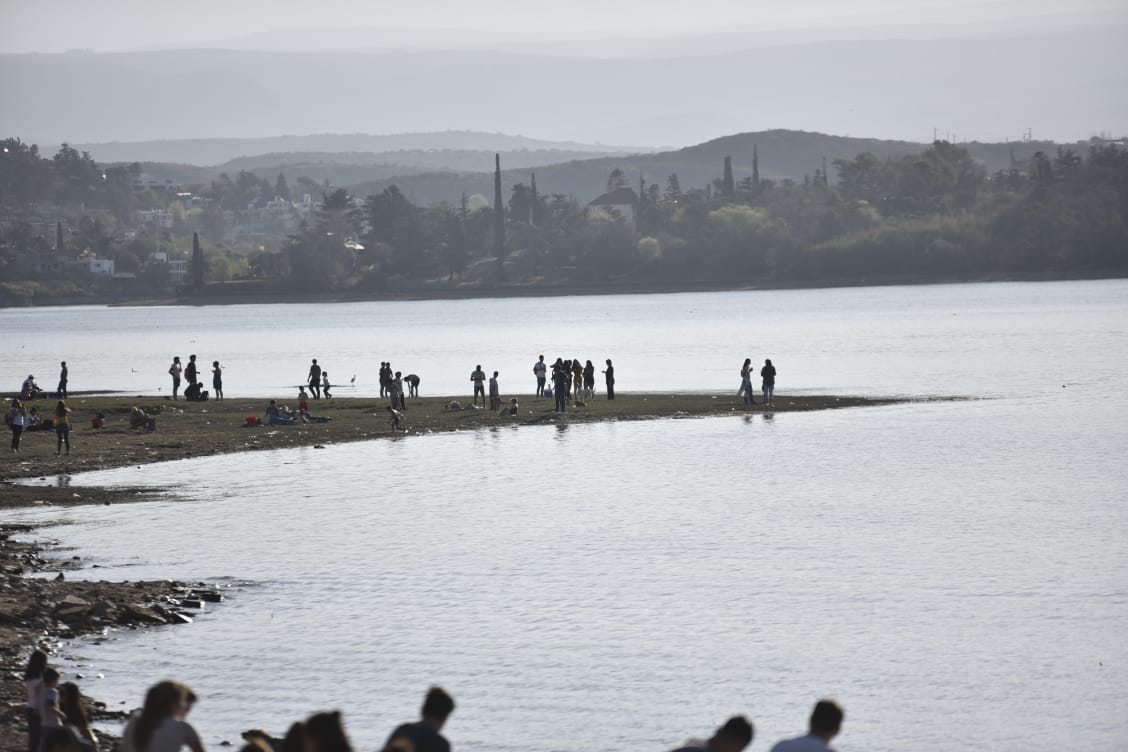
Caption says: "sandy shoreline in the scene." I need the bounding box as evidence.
[0,390,924,750]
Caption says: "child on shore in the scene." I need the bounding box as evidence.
[23,650,48,752]
[322,372,332,398]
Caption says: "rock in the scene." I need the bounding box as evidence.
[180,598,204,609]
[59,594,91,608]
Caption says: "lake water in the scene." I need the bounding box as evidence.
[5,281,1128,752]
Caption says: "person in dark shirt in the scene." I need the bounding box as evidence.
[185,354,199,387]
[761,358,777,406]
[57,361,68,399]
[670,715,754,752]
[308,359,322,399]
[603,359,615,400]
[384,686,455,752]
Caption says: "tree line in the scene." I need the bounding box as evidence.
[2,135,1126,298]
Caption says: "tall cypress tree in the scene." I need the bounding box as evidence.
[752,145,760,186]
[192,232,204,290]
[493,154,506,277]
[529,173,539,226]
[722,156,735,198]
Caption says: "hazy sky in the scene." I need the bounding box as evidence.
[3,0,1119,53]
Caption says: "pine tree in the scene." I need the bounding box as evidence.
[722,156,735,198]
[753,145,760,186]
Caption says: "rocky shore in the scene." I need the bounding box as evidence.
[0,390,920,751]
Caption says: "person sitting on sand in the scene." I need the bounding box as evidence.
[769,699,843,752]
[184,382,208,402]
[120,680,204,752]
[670,715,754,752]
[387,405,406,433]
[265,401,297,425]
[445,400,462,411]
[129,407,148,429]
[21,374,42,400]
[299,409,331,424]
[384,686,455,752]
[26,407,43,430]
[503,398,519,416]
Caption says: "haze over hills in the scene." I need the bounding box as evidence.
[2,22,1125,147]
[64,133,649,166]
[110,129,1099,208]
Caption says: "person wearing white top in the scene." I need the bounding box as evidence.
[769,700,844,752]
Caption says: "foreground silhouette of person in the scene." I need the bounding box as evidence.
[669,715,754,752]
[119,680,204,752]
[769,699,844,752]
[383,686,455,752]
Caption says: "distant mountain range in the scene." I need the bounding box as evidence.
[63,132,648,166]
[2,22,1125,147]
[119,129,1099,207]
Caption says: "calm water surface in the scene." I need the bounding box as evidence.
[6,281,1128,751]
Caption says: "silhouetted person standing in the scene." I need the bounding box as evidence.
[470,365,486,407]
[769,699,844,752]
[212,361,224,400]
[384,686,455,752]
[603,359,615,400]
[57,361,68,399]
[761,358,776,407]
[184,354,199,387]
[168,357,182,399]
[533,355,547,396]
[308,359,322,399]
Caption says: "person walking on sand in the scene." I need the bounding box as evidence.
[308,359,322,399]
[669,715,754,752]
[533,354,547,396]
[489,371,501,412]
[211,361,223,401]
[185,354,199,388]
[54,400,71,455]
[6,398,27,453]
[470,365,486,407]
[739,358,756,405]
[384,686,455,752]
[168,356,183,400]
[322,371,332,399]
[769,699,843,752]
[56,361,68,399]
[761,358,776,407]
[603,359,615,400]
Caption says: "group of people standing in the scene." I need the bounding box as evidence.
[5,398,70,454]
[531,355,614,413]
[168,355,222,401]
[739,358,776,406]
